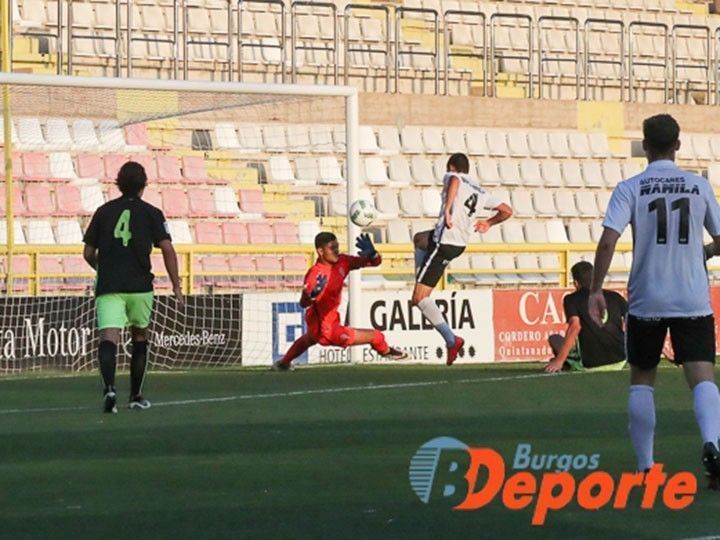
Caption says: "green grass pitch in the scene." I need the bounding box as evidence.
[1,364,719,540]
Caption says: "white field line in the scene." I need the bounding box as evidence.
[0,371,578,416]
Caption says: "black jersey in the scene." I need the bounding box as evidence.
[83,196,171,296]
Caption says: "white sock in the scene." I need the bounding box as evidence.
[693,380,720,446]
[629,385,655,471]
[417,298,456,346]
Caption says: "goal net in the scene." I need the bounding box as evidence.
[0,73,361,373]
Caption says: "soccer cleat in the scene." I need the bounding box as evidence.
[382,347,409,361]
[446,336,465,366]
[128,395,152,410]
[103,389,117,414]
[702,441,720,490]
[271,360,294,372]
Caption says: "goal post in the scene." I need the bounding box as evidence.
[0,72,364,370]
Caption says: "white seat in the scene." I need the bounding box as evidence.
[0,118,18,145]
[168,220,193,244]
[568,132,592,158]
[329,189,347,216]
[0,220,26,244]
[519,159,543,187]
[26,220,55,244]
[375,188,400,219]
[214,186,242,215]
[533,190,557,216]
[510,189,535,217]
[237,125,263,153]
[97,120,127,151]
[507,132,531,157]
[540,159,564,187]
[568,220,592,243]
[470,254,496,286]
[477,158,501,186]
[490,187,511,207]
[516,254,544,284]
[401,126,425,153]
[498,159,521,186]
[388,156,412,186]
[539,254,561,284]
[708,163,720,189]
[493,254,521,284]
[318,157,343,184]
[80,185,105,213]
[263,125,287,152]
[622,161,644,179]
[466,128,489,155]
[601,160,624,187]
[691,134,713,161]
[487,130,510,156]
[17,117,46,148]
[295,157,320,183]
[709,136,720,160]
[72,119,101,150]
[582,160,605,188]
[365,157,390,186]
[444,127,467,153]
[421,188,442,217]
[49,152,78,179]
[479,223,503,243]
[55,219,83,244]
[422,127,446,154]
[308,125,335,153]
[597,191,612,214]
[411,156,436,186]
[399,190,424,217]
[590,221,604,243]
[359,126,380,154]
[588,132,611,157]
[546,220,569,243]
[524,222,548,243]
[501,221,525,243]
[548,132,571,157]
[298,220,321,244]
[410,219,435,239]
[554,191,578,217]
[448,255,475,284]
[576,191,601,217]
[214,122,241,150]
[268,156,297,184]
[45,118,72,150]
[561,160,584,188]
[608,251,629,283]
[387,220,411,244]
[528,132,551,157]
[378,126,401,153]
[286,125,311,152]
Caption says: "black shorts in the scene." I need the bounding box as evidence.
[416,237,465,288]
[626,314,716,370]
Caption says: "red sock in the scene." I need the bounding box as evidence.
[370,329,389,355]
[281,334,313,365]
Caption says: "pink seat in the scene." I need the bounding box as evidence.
[104,154,129,181]
[56,185,87,215]
[195,222,223,243]
[0,152,24,178]
[200,255,233,288]
[247,222,273,243]
[182,155,211,183]
[142,188,163,209]
[156,155,183,183]
[282,254,307,286]
[150,254,171,289]
[273,222,299,243]
[228,254,255,288]
[238,190,264,213]
[131,154,157,180]
[38,256,63,292]
[0,187,26,216]
[125,123,150,147]
[25,184,56,216]
[222,222,248,244]
[187,188,216,217]
[161,188,190,217]
[255,255,282,289]
[106,185,121,200]
[77,154,105,179]
[61,255,91,290]
[22,152,53,181]
[2,255,31,293]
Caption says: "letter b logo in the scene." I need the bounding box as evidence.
[409,437,470,505]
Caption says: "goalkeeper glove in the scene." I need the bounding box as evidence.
[355,233,378,259]
[309,274,328,299]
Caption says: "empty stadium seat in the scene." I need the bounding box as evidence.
[181,156,211,184]
[168,220,193,244]
[195,221,223,244]
[161,189,190,218]
[80,185,105,213]
[567,220,592,243]
[273,222,299,244]
[547,220,569,243]
[256,255,283,289]
[97,120,127,151]
[215,123,242,150]
[589,132,611,157]
[142,187,162,209]
[411,156,436,186]
[401,126,424,153]
[388,156,412,186]
[445,128,467,153]
[0,220,26,244]
[247,222,274,243]
[582,160,605,188]
[266,156,296,185]
[309,125,335,153]
[0,187,25,217]
[104,154,128,181]
[45,118,72,150]
[375,188,400,219]
[511,189,534,217]
[477,158,501,186]
[602,160,624,187]
[540,159,563,187]
[493,254,521,285]
[222,222,248,245]
[287,125,311,152]
[359,126,380,153]
[466,128,489,155]
[548,132,571,157]
[421,189,441,217]
[524,222,548,243]
[364,157,390,185]
[22,152,52,181]
[72,119,101,151]
[507,132,531,157]
[387,220,411,243]
[214,186,242,215]
[56,185,86,215]
[49,152,78,179]
[576,191,601,217]
[17,118,46,148]
[25,184,55,216]
[38,256,63,291]
[422,127,445,154]
[238,190,264,214]
[519,159,543,187]
[156,155,183,183]
[516,254,545,285]
[528,132,551,157]
[298,220,321,244]
[501,221,525,243]
[378,126,401,153]
[131,155,157,180]
[470,254,496,286]
[499,160,521,186]
[27,220,56,244]
[318,157,343,184]
[76,154,104,179]
[399,190,423,217]
[282,254,307,286]
[568,132,592,158]
[533,190,556,216]
[263,125,288,152]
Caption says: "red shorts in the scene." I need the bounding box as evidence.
[306,310,357,348]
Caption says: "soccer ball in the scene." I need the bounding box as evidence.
[349,199,377,227]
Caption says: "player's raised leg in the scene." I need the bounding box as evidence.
[351,328,408,360]
[413,230,432,274]
[273,333,317,371]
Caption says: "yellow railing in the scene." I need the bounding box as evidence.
[0,242,640,296]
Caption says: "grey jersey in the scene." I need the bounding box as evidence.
[433,172,502,247]
[603,160,720,318]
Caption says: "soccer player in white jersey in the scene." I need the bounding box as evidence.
[412,153,513,365]
[589,114,720,486]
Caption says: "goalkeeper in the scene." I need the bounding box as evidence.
[273,232,408,370]
[83,161,184,414]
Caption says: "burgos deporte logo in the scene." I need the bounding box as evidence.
[409,436,697,526]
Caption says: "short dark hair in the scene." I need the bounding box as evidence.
[571,261,593,289]
[314,231,337,249]
[116,161,147,197]
[643,114,680,154]
[447,153,470,174]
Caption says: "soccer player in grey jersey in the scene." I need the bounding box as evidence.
[589,114,720,486]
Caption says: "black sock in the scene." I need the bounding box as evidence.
[130,341,148,397]
[98,341,117,392]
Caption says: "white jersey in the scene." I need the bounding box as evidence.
[603,159,720,318]
[433,173,502,247]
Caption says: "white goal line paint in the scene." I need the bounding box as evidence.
[0,371,581,416]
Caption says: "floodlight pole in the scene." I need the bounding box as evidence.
[346,90,362,364]
[1,0,13,295]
